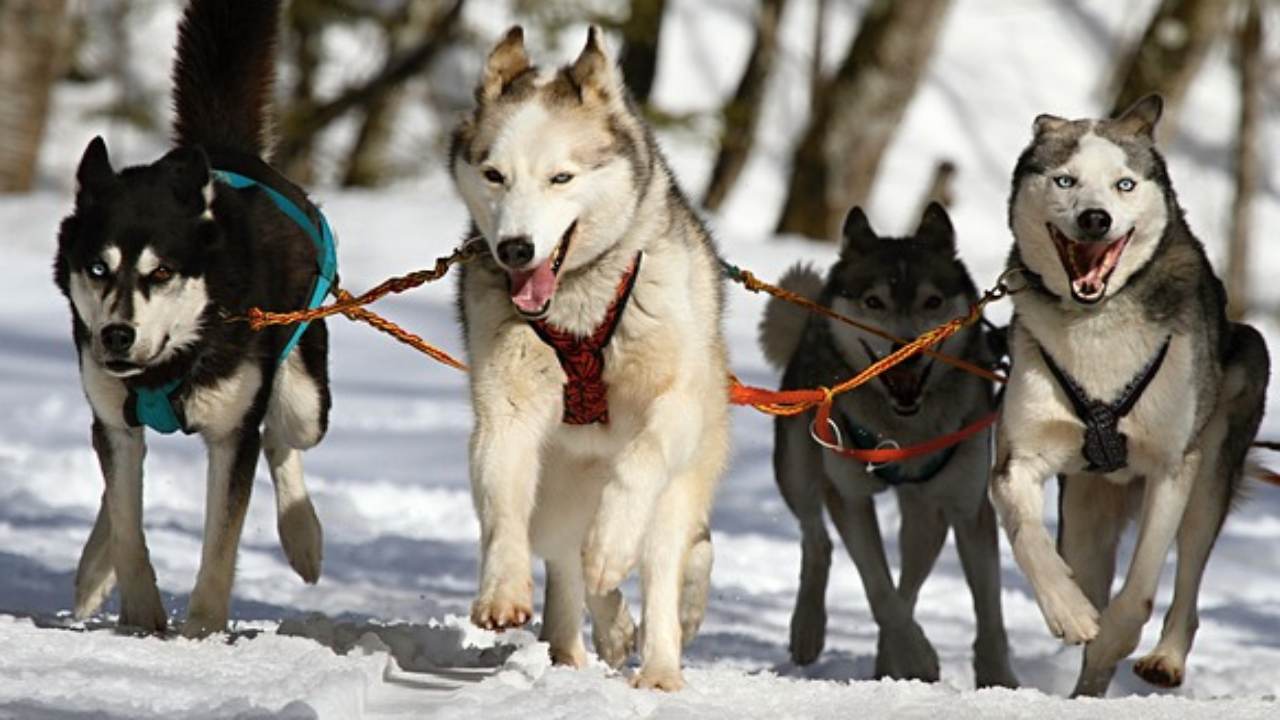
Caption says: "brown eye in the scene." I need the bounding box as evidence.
[865,295,885,310]
[483,168,505,185]
[150,266,174,283]
[923,295,942,310]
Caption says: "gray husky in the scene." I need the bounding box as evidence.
[760,203,1017,687]
[992,94,1269,696]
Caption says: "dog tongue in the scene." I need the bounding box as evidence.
[509,257,556,314]
[882,366,922,406]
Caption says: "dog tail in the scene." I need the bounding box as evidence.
[172,0,282,158]
[758,263,824,370]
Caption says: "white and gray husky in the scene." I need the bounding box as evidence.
[449,27,730,690]
[992,94,1269,696]
[760,203,1017,687]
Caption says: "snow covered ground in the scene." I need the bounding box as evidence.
[3,0,1280,717]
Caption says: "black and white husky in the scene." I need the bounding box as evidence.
[760,204,1016,687]
[53,0,331,637]
[992,95,1270,696]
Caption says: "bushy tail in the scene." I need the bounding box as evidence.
[758,263,824,370]
[171,0,282,157]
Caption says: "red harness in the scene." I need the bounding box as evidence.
[529,253,643,425]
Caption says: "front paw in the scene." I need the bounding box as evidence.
[1036,576,1099,645]
[1134,651,1185,688]
[875,621,939,682]
[631,665,685,691]
[471,578,533,631]
[118,587,168,635]
[181,609,227,639]
[582,520,643,595]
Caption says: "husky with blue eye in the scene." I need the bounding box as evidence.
[53,0,331,638]
[992,94,1269,696]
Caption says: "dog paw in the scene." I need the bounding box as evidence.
[73,570,117,621]
[1037,579,1100,645]
[549,642,588,669]
[471,581,533,631]
[1134,652,1185,688]
[582,521,642,595]
[180,611,227,640]
[631,665,685,692]
[592,604,636,669]
[875,622,939,682]
[278,501,324,584]
[788,606,827,666]
[118,588,168,636]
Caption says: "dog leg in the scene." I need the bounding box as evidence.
[991,449,1099,645]
[679,526,713,646]
[895,489,948,613]
[183,428,259,639]
[582,435,668,596]
[1133,451,1229,688]
[826,487,937,682]
[951,496,1018,688]
[74,490,116,620]
[541,556,588,667]
[774,417,832,665]
[262,425,322,584]
[94,421,167,634]
[587,589,636,669]
[1074,451,1199,697]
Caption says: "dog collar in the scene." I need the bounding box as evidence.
[123,168,338,435]
[834,412,958,486]
[528,252,643,425]
[1039,336,1171,473]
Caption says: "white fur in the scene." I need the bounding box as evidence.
[182,361,263,438]
[136,248,160,276]
[131,275,209,366]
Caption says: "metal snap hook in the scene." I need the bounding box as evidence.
[866,438,901,474]
[809,416,845,453]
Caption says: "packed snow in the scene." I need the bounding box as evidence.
[2,0,1280,717]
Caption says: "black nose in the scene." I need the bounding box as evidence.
[496,236,535,267]
[1076,209,1112,239]
[101,324,135,354]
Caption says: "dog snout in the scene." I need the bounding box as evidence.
[1076,209,1112,239]
[101,323,136,354]
[496,236,535,268]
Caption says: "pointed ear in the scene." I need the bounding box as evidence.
[76,136,115,203]
[160,146,212,216]
[568,26,616,102]
[840,207,879,258]
[1033,114,1068,136]
[916,201,956,255]
[481,26,531,102]
[1112,93,1163,140]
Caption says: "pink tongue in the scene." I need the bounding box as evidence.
[509,258,557,313]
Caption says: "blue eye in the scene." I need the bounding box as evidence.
[550,172,574,185]
[1053,175,1076,189]
[87,260,109,279]
[1116,178,1136,192]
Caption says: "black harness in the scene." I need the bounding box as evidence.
[1039,337,1171,473]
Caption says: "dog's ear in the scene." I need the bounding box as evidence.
[160,146,212,217]
[1033,114,1068,136]
[569,26,617,102]
[840,207,878,258]
[481,26,531,102]
[916,201,956,256]
[76,136,115,205]
[1112,93,1163,140]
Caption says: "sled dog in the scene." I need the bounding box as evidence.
[761,203,1017,687]
[992,94,1269,696]
[54,0,330,637]
[449,27,730,690]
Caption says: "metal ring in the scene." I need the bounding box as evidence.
[809,417,846,452]
[995,266,1030,295]
[865,438,901,473]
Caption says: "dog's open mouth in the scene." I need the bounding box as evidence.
[508,221,576,319]
[1047,223,1133,304]
[105,360,142,377]
[861,340,933,417]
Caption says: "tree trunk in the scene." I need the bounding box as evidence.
[1109,0,1232,140]
[702,0,788,211]
[914,159,956,219]
[776,0,953,241]
[1225,0,1261,321]
[0,0,68,192]
[618,0,667,105]
[810,0,827,116]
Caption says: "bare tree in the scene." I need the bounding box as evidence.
[776,0,954,241]
[0,0,68,192]
[1109,0,1233,138]
[702,0,789,211]
[1226,0,1262,320]
[618,0,667,105]
[810,0,827,116]
[913,159,956,220]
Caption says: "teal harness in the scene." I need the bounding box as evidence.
[126,169,337,434]
[837,414,958,486]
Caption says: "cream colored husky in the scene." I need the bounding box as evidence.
[448,26,730,690]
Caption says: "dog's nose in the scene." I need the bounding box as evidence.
[1076,209,1112,239]
[101,324,136,354]
[496,236,535,267]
